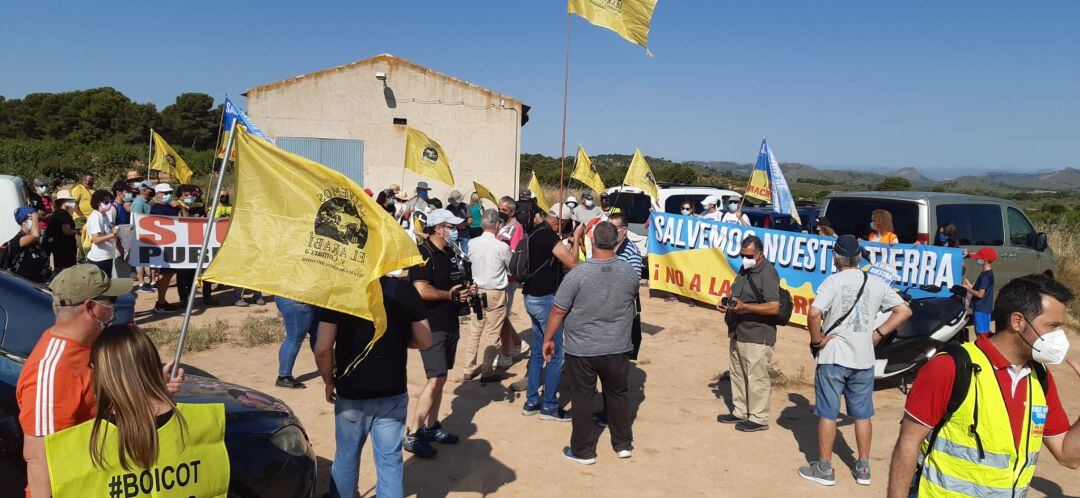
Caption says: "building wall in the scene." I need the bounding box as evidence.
[246,56,522,203]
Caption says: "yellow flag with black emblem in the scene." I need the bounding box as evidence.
[202,126,423,375]
[473,181,499,206]
[569,0,658,51]
[571,144,605,195]
[404,127,455,187]
[623,148,659,202]
[150,130,194,184]
[528,171,551,213]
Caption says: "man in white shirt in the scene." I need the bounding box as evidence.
[721,195,752,226]
[462,208,513,382]
[573,192,603,225]
[698,196,723,221]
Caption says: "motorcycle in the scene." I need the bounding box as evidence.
[872,283,969,386]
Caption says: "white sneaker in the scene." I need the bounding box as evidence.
[563,447,596,465]
[617,449,632,459]
[516,341,531,359]
[494,355,514,368]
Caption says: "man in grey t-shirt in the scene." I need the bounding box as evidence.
[799,235,912,487]
[543,221,639,464]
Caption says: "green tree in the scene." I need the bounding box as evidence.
[159,93,219,150]
[874,176,912,191]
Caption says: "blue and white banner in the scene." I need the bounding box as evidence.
[224,96,271,143]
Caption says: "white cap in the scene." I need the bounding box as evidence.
[701,195,718,207]
[427,209,464,226]
[566,196,578,205]
[154,183,174,194]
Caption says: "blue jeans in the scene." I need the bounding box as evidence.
[276,297,319,378]
[524,294,563,412]
[330,393,408,498]
[458,235,470,254]
[813,364,875,420]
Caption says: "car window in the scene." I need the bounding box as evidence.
[664,194,707,215]
[610,192,652,224]
[1006,207,1037,248]
[821,198,919,242]
[936,204,1004,246]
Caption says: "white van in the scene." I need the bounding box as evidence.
[0,175,29,243]
[603,184,739,254]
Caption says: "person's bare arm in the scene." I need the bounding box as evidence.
[413,280,464,303]
[887,416,933,498]
[735,299,780,316]
[23,435,51,498]
[1042,357,1080,469]
[542,305,570,362]
[808,306,824,344]
[314,322,338,403]
[409,319,433,350]
[19,213,41,248]
[552,242,578,270]
[874,303,913,344]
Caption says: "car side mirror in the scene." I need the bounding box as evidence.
[1036,232,1048,252]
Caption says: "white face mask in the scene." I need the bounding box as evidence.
[63,201,75,209]
[728,203,738,211]
[22,220,33,230]
[741,256,758,271]
[1030,327,1070,365]
[584,199,594,207]
[681,208,692,216]
[870,221,877,231]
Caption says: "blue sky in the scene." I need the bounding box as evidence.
[1,1,1077,174]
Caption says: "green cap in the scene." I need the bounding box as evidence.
[49,265,133,306]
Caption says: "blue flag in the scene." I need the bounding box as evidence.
[218,97,271,157]
[757,138,801,225]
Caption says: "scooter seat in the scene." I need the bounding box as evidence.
[893,297,964,340]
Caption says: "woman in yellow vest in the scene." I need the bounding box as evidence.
[44,326,229,497]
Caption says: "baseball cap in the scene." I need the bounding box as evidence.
[970,247,998,263]
[138,181,155,190]
[416,181,431,191]
[427,209,464,226]
[834,234,864,258]
[547,204,574,221]
[363,188,374,197]
[50,264,133,306]
[14,206,37,224]
[701,195,719,207]
[154,183,174,194]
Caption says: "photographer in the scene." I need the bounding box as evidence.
[406,209,476,459]
[715,235,779,433]
[462,209,511,382]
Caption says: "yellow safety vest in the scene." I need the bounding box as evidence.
[918,342,1047,497]
[45,403,230,498]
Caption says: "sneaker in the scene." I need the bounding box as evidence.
[510,378,529,392]
[403,432,438,458]
[798,461,836,486]
[494,355,514,368]
[420,422,459,444]
[853,459,871,486]
[593,411,608,428]
[515,341,531,359]
[254,297,266,306]
[137,284,155,293]
[521,402,541,416]
[617,449,632,459]
[234,299,250,307]
[540,408,572,422]
[154,302,178,314]
[735,420,769,432]
[562,447,596,465]
[716,414,743,424]
[275,376,306,389]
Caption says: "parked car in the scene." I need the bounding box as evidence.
[819,191,1055,288]
[0,175,30,243]
[742,204,821,233]
[0,271,316,497]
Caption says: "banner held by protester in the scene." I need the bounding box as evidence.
[647,212,962,326]
[127,213,229,269]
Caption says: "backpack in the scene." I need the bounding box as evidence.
[911,343,1049,490]
[509,226,554,284]
[745,270,795,326]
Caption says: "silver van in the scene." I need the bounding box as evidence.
[819,191,1055,287]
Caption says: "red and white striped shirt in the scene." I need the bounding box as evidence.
[16,330,96,437]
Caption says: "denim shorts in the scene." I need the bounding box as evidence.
[973,311,991,334]
[813,364,875,420]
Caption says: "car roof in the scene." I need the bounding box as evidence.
[826,191,1010,204]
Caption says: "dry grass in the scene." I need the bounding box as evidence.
[769,365,811,388]
[1042,223,1080,332]
[144,315,284,353]
[236,316,284,347]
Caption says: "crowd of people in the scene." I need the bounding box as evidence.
[5,175,1080,498]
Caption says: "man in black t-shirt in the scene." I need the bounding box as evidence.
[518,205,582,421]
[315,277,432,498]
[405,209,475,458]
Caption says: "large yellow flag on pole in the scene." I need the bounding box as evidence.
[568,0,658,51]
[472,181,499,206]
[404,127,455,187]
[528,171,552,213]
[623,148,659,202]
[201,126,423,375]
[150,130,194,184]
[571,144,605,195]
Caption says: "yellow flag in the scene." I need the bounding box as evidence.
[745,160,772,203]
[404,127,454,186]
[569,0,658,50]
[623,148,659,202]
[473,181,499,206]
[202,126,423,376]
[528,171,551,213]
[150,130,194,184]
[571,144,605,195]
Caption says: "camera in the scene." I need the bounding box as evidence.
[456,257,488,320]
[720,296,736,309]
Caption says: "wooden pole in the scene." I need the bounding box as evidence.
[557,12,572,227]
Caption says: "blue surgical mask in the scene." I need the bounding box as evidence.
[123,193,133,202]
[418,191,429,200]
[728,202,738,211]
[445,228,459,243]
[183,197,195,205]
[36,186,47,194]
[162,194,173,203]
[681,209,692,216]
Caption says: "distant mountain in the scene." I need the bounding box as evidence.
[891,167,932,184]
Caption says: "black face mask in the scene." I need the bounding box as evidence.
[219,196,230,205]
[498,212,510,223]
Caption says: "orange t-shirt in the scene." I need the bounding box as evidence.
[15,330,97,437]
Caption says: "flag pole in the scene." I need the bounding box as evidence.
[171,124,239,378]
[146,128,154,180]
[557,12,572,226]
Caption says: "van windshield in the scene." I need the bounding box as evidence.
[822,198,919,242]
[609,192,652,224]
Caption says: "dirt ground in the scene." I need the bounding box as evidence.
[138,286,1080,498]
